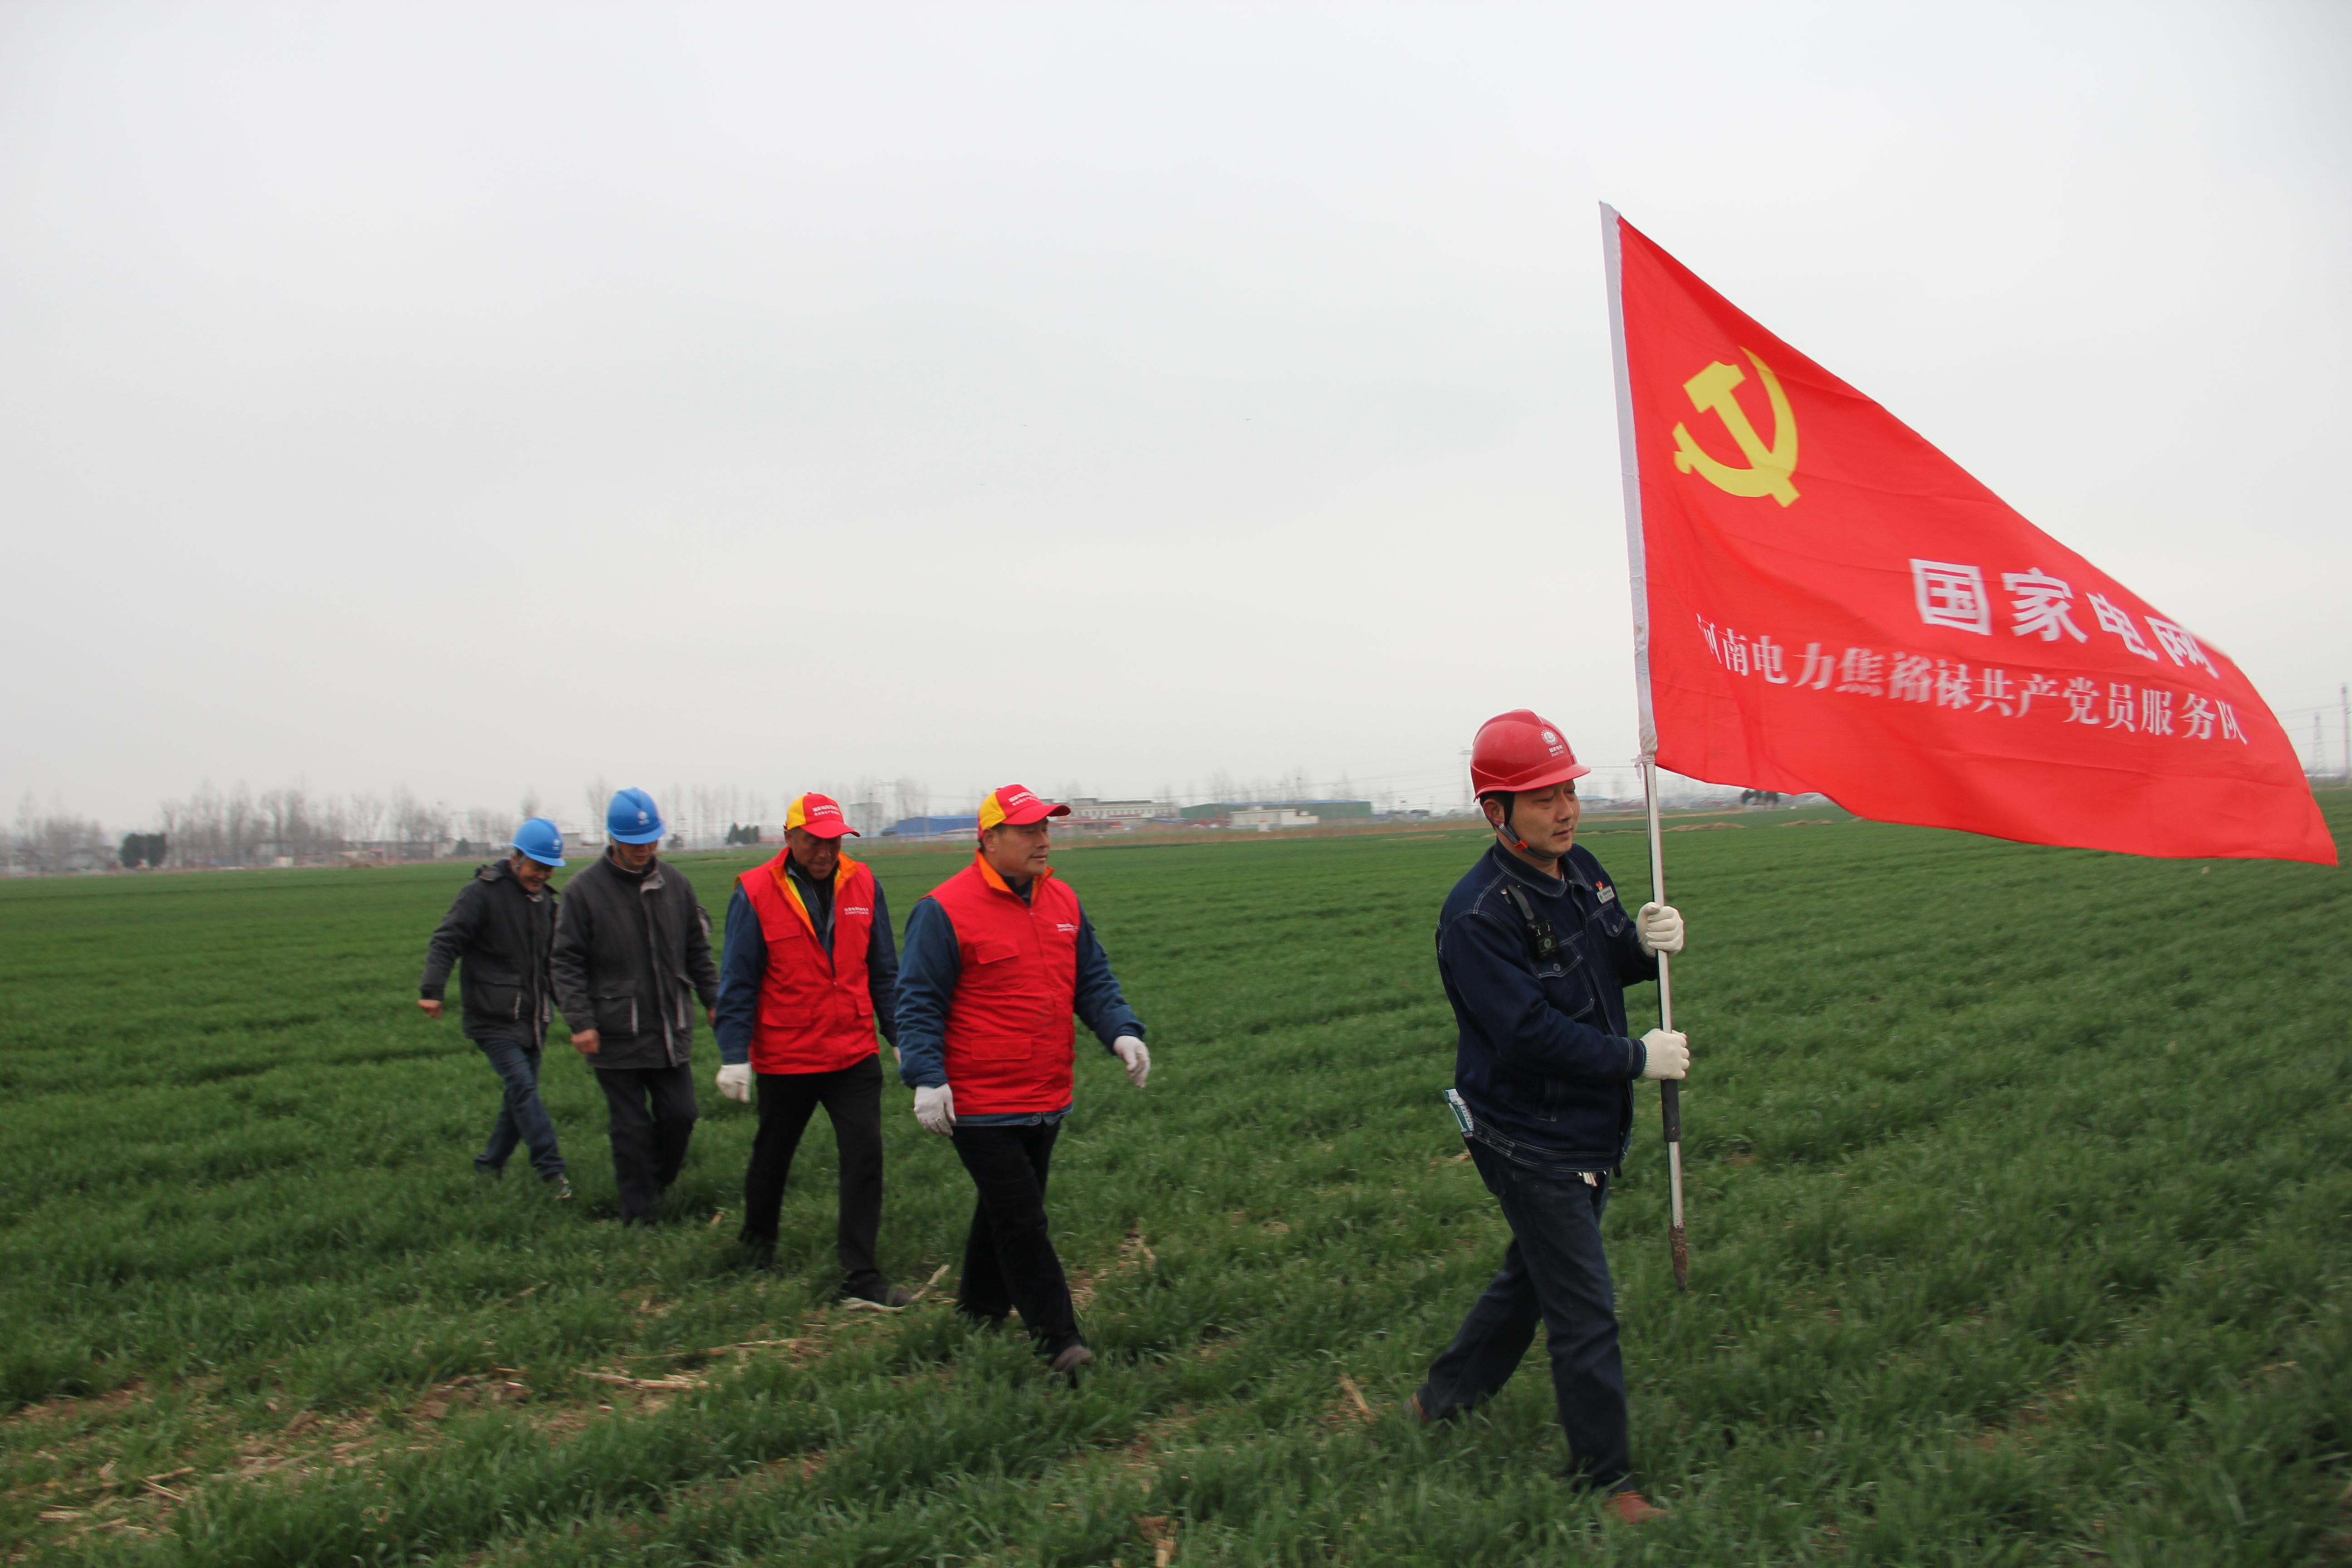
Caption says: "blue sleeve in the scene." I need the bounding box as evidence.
[1441,903,1643,1082]
[714,884,765,1066]
[866,880,899,1046]
[1581,851,1660,990]
[1072,906,1143,1049]
[893,897,959,1088]
[1610,906,1659,990]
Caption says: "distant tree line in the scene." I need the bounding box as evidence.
[7,799,114,875]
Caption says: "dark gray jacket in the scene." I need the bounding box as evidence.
[420,858,559,1044]
[551,851,720,1071]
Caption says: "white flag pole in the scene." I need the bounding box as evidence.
[1603,203,1689,1290]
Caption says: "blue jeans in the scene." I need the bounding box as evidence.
[473,1037,566,1181]
[1416,1139,1631,1492]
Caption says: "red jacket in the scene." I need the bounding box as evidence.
[734,853,881,1074]
[924,856,1084,1115]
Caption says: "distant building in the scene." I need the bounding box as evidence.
[881,814,981,838]
[1230,808,1319,830]
[1178,799,1373,825]
[1064,798,1178,828]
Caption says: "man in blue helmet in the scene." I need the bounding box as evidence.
[552,789,721,1225]
[420,817,573,1199]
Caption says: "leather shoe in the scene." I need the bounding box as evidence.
[1603,1491,1667,1524]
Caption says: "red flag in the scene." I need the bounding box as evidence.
[1603,208,2335,866]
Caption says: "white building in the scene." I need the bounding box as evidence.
[1064,798,1174,828]
[1228,808,1319,831]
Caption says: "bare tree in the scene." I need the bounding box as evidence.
[890,777,930,831]
[10,794,113,874]
[347,792,385,848]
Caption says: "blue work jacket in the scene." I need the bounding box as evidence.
[1438,840,1659,1167]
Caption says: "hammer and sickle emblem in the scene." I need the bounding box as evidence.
[1671,348,1798,507]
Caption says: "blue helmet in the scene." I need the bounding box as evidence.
[606,787,666,845]
[511,817,565,868]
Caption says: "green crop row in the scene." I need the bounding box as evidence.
[2,802,2347,1563]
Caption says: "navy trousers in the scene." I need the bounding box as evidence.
[595,1064,699,1221]
[949,1120,1081,1356]
[1416,1139,1632,1492]
[739,1055,887,1298]
[472,1037,565,1181]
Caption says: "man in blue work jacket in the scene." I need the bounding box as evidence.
[1411,710,1690,1525]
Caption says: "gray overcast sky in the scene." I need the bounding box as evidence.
[4,2,2348,829]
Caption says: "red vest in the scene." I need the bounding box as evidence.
[735,853,880,1075]
[929,855,1083,1115]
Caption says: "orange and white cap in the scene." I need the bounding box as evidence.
[784,792,858,839]
[977,784,1070,832]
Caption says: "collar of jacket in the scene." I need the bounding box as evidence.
[974,852,1053,902]
[1487,840,1569,895]
[605,848,661,887]
[772,851,858,936]
[1487,839,1602,898]
[479,857,551,901]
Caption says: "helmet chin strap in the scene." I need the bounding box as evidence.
[1490,796,1568,863]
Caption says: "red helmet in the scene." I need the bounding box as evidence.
[1470,709,1590,796]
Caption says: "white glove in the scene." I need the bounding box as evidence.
[1112,1034,1150,1088]
[914,1083,956,1136]
[1636,902,1686,956]
[714,1062,753,1103]
[1640,1029,1690,1080]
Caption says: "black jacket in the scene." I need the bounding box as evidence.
[1438,841,1659,1168]
[551,851,720,1071]
[420,859,559,1044]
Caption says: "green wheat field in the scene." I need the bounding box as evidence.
[3,799,2348,1565]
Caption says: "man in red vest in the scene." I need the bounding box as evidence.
[712,792,910,1306]
[895,784,1150,1377]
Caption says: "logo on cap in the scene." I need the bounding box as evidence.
[637,811,649,824]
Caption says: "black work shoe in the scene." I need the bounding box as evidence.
[544,1176,573,1201]
[1048,1343,1093,1379]
[474,1164,504,1184]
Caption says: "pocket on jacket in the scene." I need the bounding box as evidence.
[594,992,638,1035]
[465,980,521,1020]
[970,940,1022,967]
